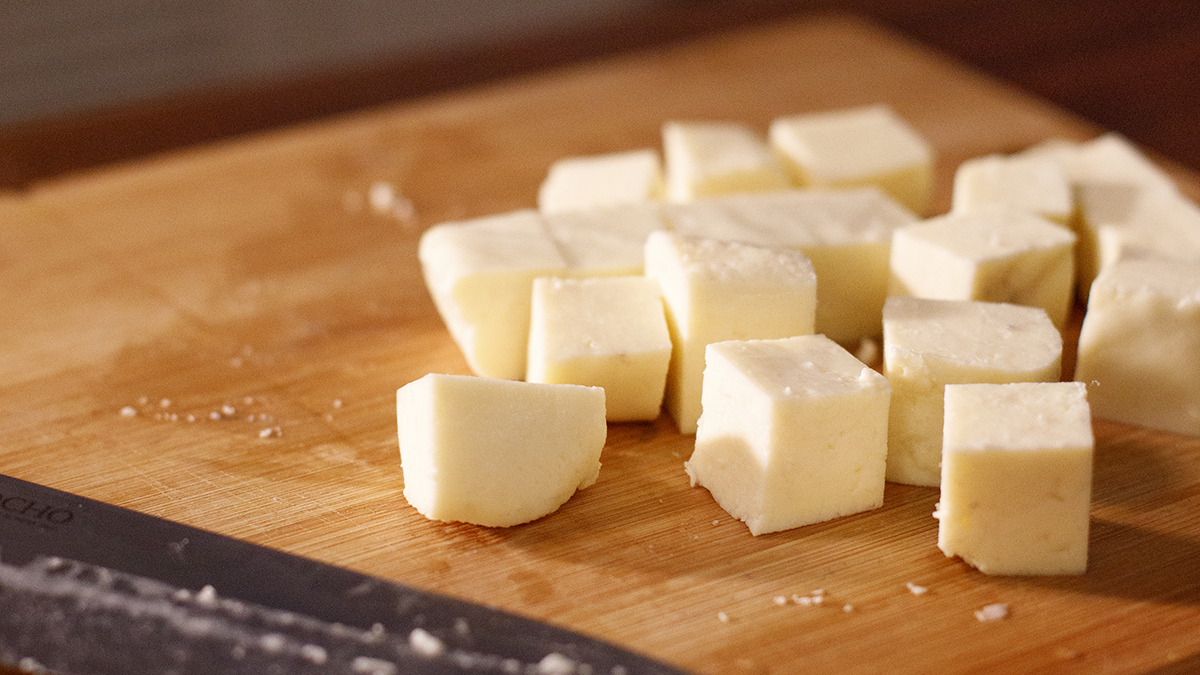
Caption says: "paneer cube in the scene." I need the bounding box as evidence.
[397,374,606,527]
[769,105,934,214]
[1074,256,1200,436]
[644,230,818,433]
[537,149,664,214]
[686,335,891,535]
[951,153,1072,225]
[662,121,790,202]
[888,207,1077,329]
[938,382,1094,575]
[882,297,1063,486]
[418,206,668,380]
[418,211,567,380]
[542,203,667,277]
[526,276,671,422]
[662,187,916,343]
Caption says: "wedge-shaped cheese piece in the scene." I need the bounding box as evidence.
[397,373,606,527]
[769,105,934,214]
[542,203,667,277]
[937,382,1093,575]
[882,297,1062,486]
[687,335,890,535]
[527,276,671,421]
[418,211,567,380]
[663,187,917,343]
[1074,256,1200,436]
[889,207,1077,329]
[662,121,790,203]
[538,149,664,214]
[644,230,817,434]
[951,153,1072,225]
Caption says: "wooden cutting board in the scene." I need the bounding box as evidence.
[3,13,1200,674]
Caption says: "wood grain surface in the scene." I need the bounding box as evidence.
[3,13,1200,675]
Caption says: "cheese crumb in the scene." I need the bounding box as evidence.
[975,603,1009,622]
[906,582,928,596]
[120,406,138,417]
[717,611,730,623]
[195,584,218,607]
[408,627,446,658]
[537,653,578,675]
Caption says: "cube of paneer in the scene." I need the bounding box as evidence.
[537,149,664,214]
[1083,189,1200,297]
[888,207,1077,329]
[938,382,1093,575]
[418,210,567,380]
[662,121,790,202]
[419,206,669,380]
[1074,256,1200,436]
[951,153,1072,225]
[526,276,671,422]
[644,230,818,434]
[1019,133,1181,300]
[662,187,917,343]
[686,335,891,535]
[883,297,1063,486]
[769,105,934,214]
[397,374,606,527]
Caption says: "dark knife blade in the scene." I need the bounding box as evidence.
[0,473,691,675]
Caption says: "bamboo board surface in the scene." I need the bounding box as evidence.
[3,13,1200,674]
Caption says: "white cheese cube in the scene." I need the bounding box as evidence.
[1020,134,1181,300]
[542,203,667,277]
[663,187,917,343]
[396,373,606,527]
[418,211,567,380]
[687,335,891,535]
[1074,256,1200,436]
[538,149,664,214]
[888,207,1077,329]
[662,121,790,202]
[769,105,934,214]
[1085,189,1200,294]
[951,153,1072,225]
[1023,133,1177,194]
[938,382,1093,575]
[883,297,1063,486]
[527,276,671,422]
[644,230,817,434]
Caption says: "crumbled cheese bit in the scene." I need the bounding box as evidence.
[138,396,149,405]
[352,656,398,675]
[974,603,1009,622]
[537,653,578,675]
[119,406,138,417]
[408,627,445,658]
[159,398,171,408]
[222,404,237,417]
[333,398,343,408]
[773,595,788,606]
[300,644,328,665]
[209,411,222,420]
[842,604,854,613]
[906,582,928,596]
[259,633,286,653]
[195,584,218,607]
[258,426,283,439]
[717,611,730,623]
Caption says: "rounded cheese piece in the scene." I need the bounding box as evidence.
[397,374,606,527]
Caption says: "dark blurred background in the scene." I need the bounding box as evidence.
[2,0,1198,189]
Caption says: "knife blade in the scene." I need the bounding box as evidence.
[0,473,691,675]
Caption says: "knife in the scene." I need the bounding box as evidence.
[0,473,690,675]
